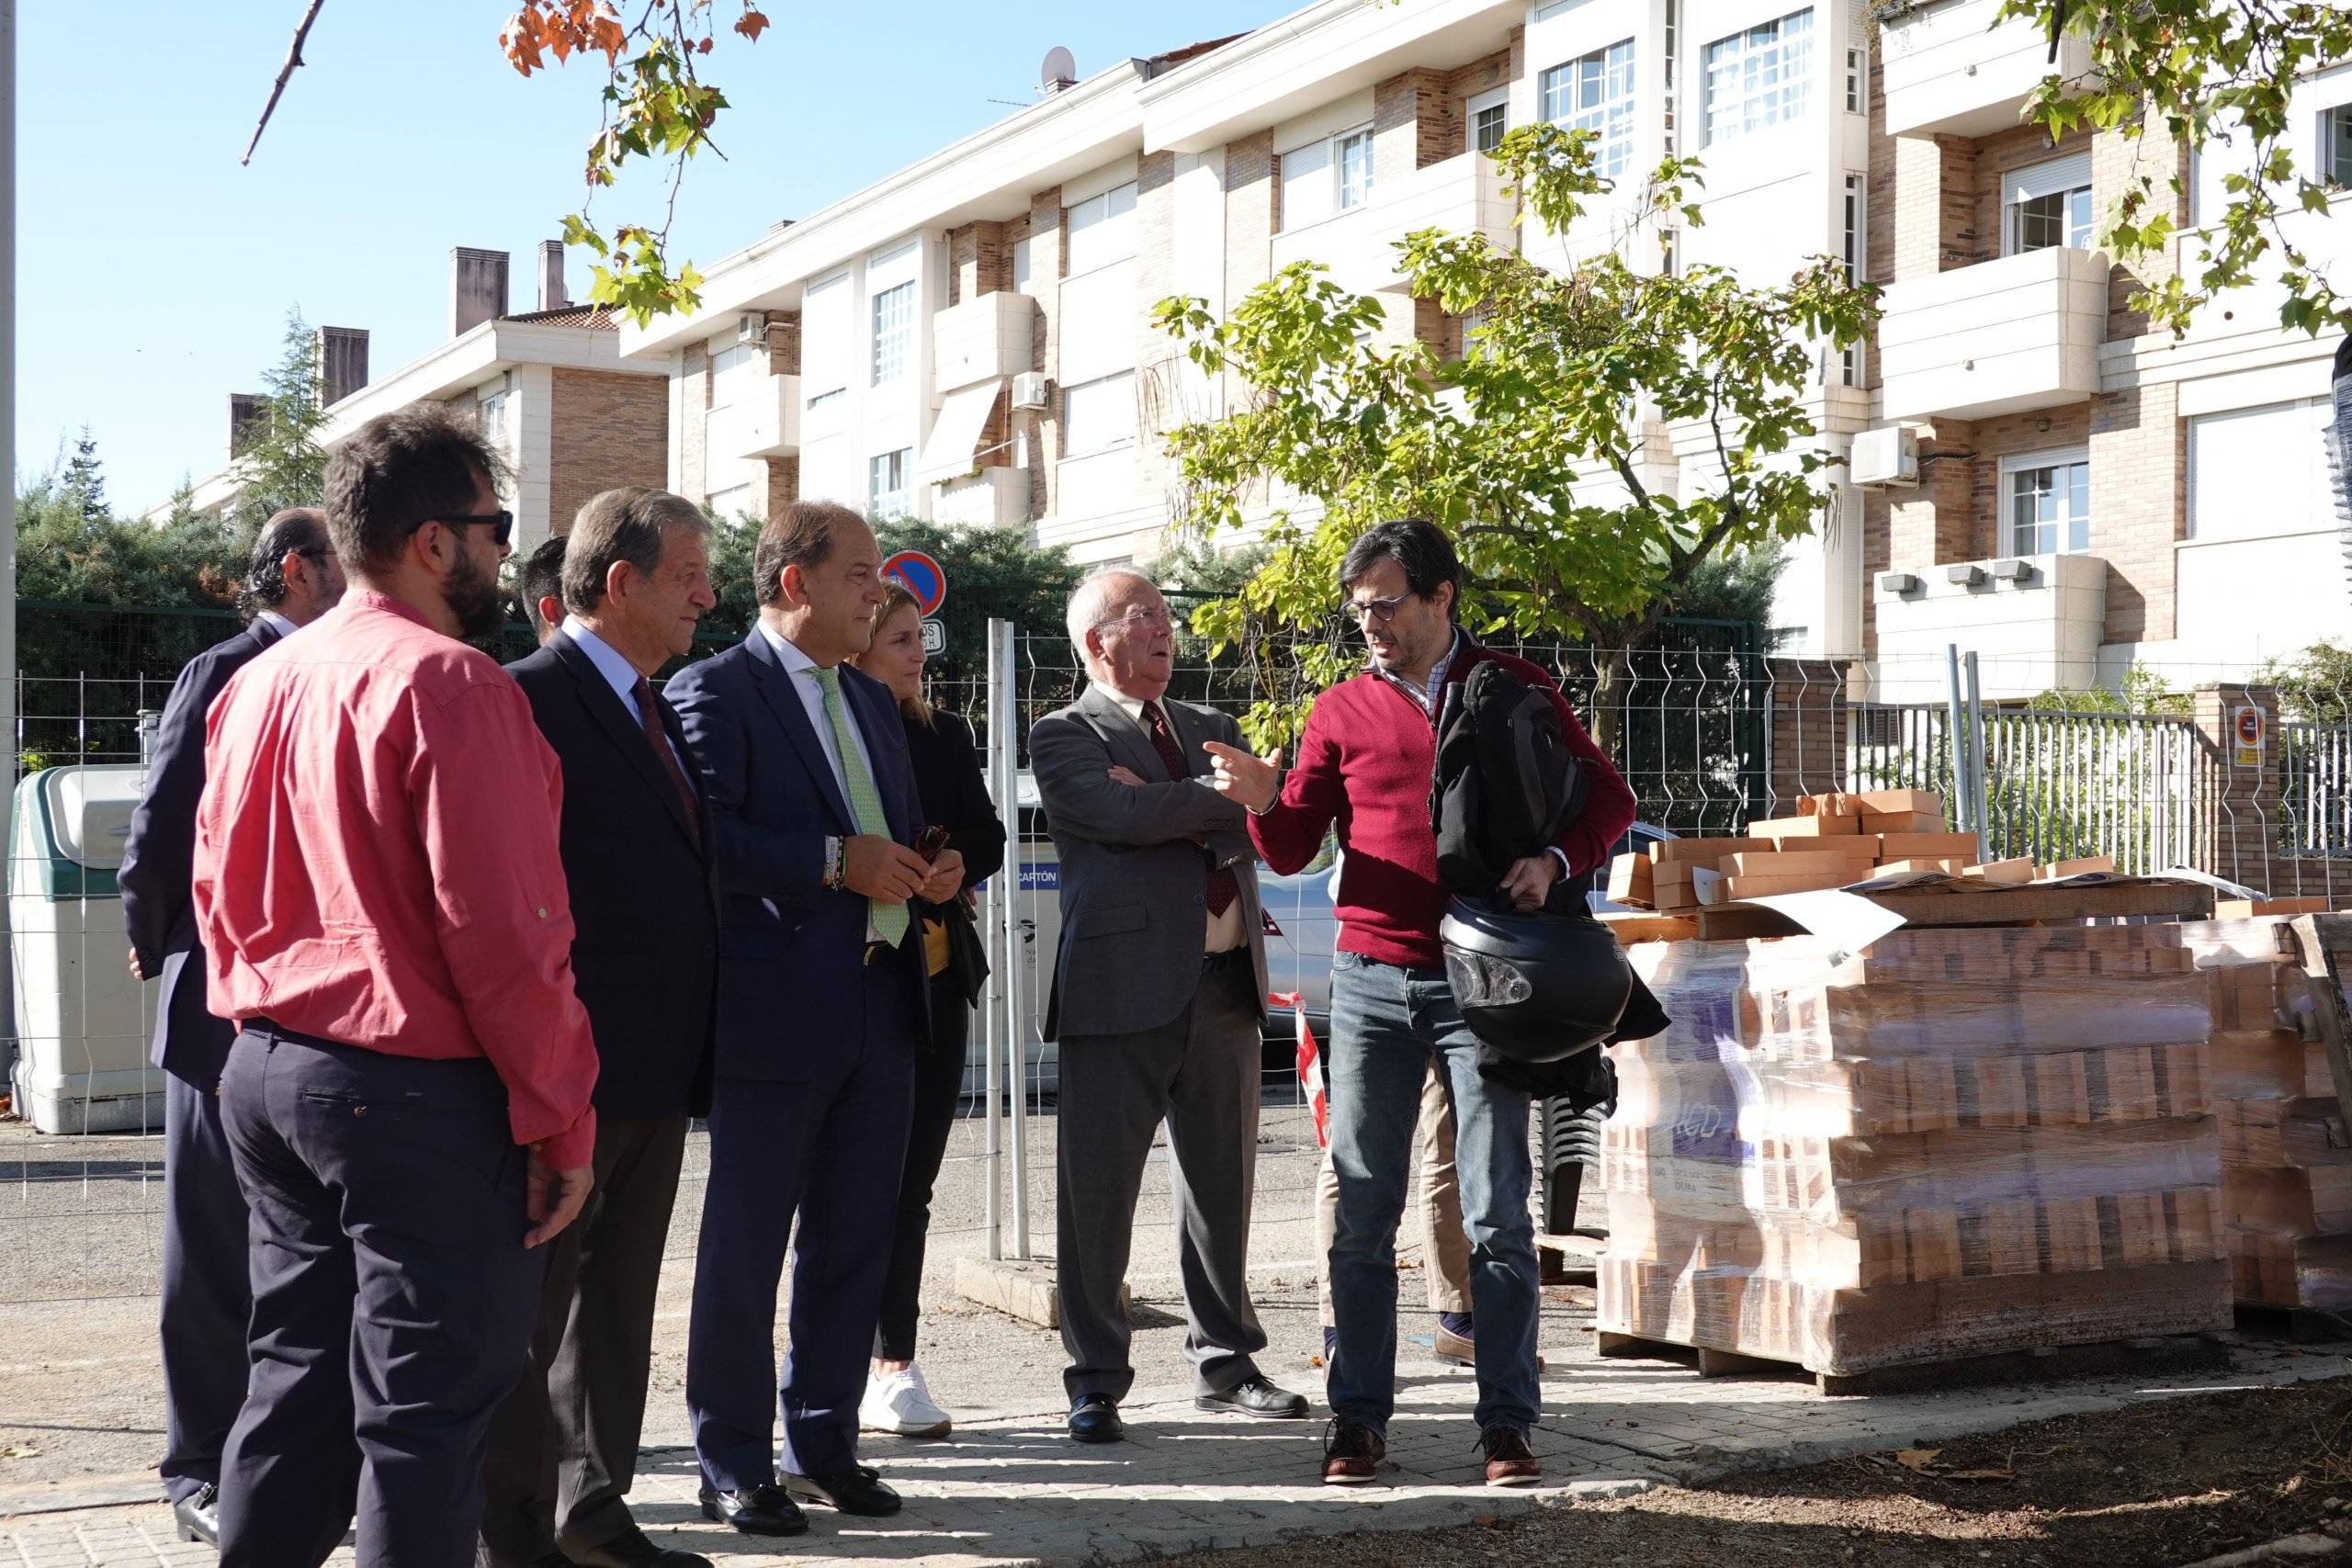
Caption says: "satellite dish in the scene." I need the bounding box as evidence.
[1040,45,1076,90]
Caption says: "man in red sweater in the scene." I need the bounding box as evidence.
[1206,519,1634,1489]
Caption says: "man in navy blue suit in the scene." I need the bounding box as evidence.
[666,500,963,1538]
[117,507,345,1546]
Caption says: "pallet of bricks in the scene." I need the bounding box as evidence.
[2185,902,2352,1329]
[1596,919,2236,1388]
[1604,789,2103,914]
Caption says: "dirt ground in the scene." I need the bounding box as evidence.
[1163,1374,2352,1568]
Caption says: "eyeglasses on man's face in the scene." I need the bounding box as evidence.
[1345,590,1419,626]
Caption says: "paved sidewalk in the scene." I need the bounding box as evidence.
[7,1335,2347,1566]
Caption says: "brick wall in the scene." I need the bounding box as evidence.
[2088,380,2182,643]
[949,220,1012,308]
[1443,47,1512,139]
[547,368,669,534]
[1962,125,2094,268]
[763,310,799,377]
[1373,67,1457,183]
[2094,124,2187,338]
[763,456,797,519]
[679,343,709,506]
[1024,188,1065,525]
[1766,658,1849,809]
[1887,422,1977,570]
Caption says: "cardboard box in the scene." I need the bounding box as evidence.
[2216,897,2336,919]
[2039,854,2117,879]
[1799,792,1863,818]
[1875,831,1981,861]
[1749,814,1860,840]
[1718,872,1851,903]
[1607,853,1655,908]
[1650,835,1773,865]
[1877,857,1966,876]
[1719,850,1877,880]
[1860,810,1945,836]
[1854,789,1943,818]
[1962,857,2036,886]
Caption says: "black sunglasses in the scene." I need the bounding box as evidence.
[420,510,514,547]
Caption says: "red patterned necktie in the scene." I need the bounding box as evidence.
[1144,700,1238,918]
[633,678,702,844]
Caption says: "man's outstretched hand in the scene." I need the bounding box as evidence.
[1202,741,1283,814]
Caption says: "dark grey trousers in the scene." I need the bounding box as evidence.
[159,1070,253,1505]
[1057,956,1267,1403]
[478,1113,689,1564]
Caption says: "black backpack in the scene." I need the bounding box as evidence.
[1429,660,1592,901]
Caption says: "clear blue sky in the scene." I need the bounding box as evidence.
[17,0,1279,514]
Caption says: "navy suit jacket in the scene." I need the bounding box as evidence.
[665,628,929,1080]
[118,618,285,1089]
[506,631,718,1119]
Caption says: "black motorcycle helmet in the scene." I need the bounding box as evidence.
[1439,897,1633,1062]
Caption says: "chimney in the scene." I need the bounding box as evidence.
[229,393,268,457]
[316,326,369,408]
[537,240,569,312]
[451,247,510,337]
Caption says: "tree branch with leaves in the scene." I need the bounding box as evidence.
[1999,0,2352,336]
[1148,122,1877,749]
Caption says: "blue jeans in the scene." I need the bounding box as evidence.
[1324,952,1540,1437]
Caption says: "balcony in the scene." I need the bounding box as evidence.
[1270,152,1516,296]
[1871,552,2107,702]
[707,372,800,459]
[933,291,1035,392]
[932,466,1029,528]
[1881,0,2095,139]
[1878,246,2107,423]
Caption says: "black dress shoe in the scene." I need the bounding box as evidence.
[1069,1392,1125,1443]
[567,1524,714,1567]
[696,1483,808,1537]
[1195,1374,1310,1419]
[173,1482,220,1545]
[782,1463,902,1517]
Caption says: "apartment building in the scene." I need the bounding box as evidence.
[163,243,669,551]
[1865,0,2352,699]
[618,0,2351,688]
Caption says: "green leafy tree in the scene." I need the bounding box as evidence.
[1152,122,1877,748]
[2262,639,2352,723]
[62,429,107,525]
[231,310,332,536]
[2003,0,2352,336]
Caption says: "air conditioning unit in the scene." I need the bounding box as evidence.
[1010,371,1050,412]
[735,313,766,347]
[1851,426,1919,488]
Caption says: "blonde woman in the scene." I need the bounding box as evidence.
[851,581,1005,1438]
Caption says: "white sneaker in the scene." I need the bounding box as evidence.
[860,1363,953,1438]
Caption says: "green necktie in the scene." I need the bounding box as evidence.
[813,666,910,946]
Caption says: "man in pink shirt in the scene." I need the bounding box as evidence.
[191,404,600,1568]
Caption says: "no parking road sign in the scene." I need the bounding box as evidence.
[882,550,948,615]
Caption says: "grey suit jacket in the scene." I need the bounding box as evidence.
[1031,683,1268,1041]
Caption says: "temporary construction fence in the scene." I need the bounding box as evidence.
[8,614,2352,1295]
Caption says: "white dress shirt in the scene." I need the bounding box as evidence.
[254,609,299,640]
[763,623,888,941]
[562,615,681,770]
[1104,686,1246,955]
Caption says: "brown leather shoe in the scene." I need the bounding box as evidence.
[1321,1418,1385,1484]
[1481,1426,1542,1487]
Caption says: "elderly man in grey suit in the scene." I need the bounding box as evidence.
[1030,568,1310,1444]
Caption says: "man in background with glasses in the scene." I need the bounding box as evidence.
[190,404,600,1568]
[1205,519,1634,1490]
[1030,568,1307,1445]
[119,507,345,1547]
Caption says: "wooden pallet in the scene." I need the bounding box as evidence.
[2233,1301,2352,1345]
[1594,1326,2225,1396]
[1693,877,2218,942]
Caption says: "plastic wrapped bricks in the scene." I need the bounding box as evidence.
[1597,926,2234,1376]
[2181,917,2352,1313]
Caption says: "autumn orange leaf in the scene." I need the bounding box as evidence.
[736,8,770,42]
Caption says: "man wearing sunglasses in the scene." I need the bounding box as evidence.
[1204,519,1634,1491]
[190,404,601,1568]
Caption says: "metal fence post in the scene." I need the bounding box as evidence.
[980,620,1007,1260]
[1944,644,1971,833]
[1964,651,1989,863]
[999,618,1031,1262]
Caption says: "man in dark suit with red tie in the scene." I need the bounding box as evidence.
[481,490,721,1568]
